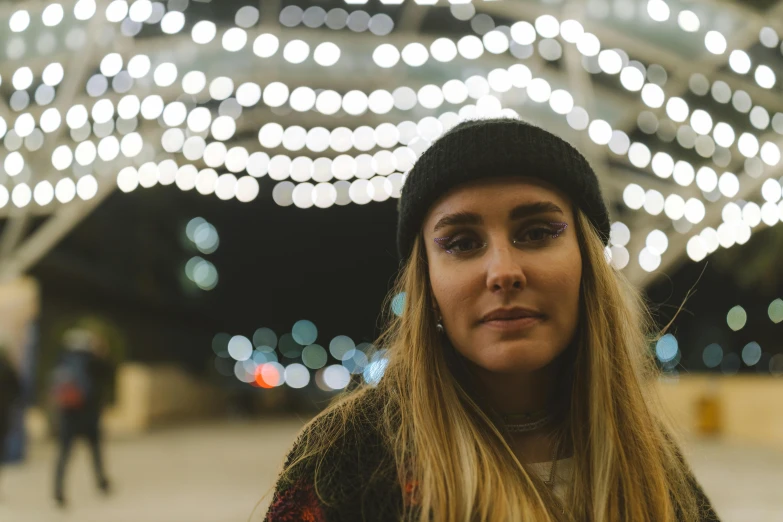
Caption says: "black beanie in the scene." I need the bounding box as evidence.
[396,118,611,261]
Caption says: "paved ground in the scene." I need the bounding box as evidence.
[0,418,781,522]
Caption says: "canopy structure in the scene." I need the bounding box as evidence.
[0,0,782,288]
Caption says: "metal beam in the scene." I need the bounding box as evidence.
[0,176,116,282]
[0,1,109,265]
[398,2,431,33]
[477,1,783,114]
[611,0,783,134]
[611,0,783,286]
[624,137,783,286]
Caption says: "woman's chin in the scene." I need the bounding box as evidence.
[469,341,560,375]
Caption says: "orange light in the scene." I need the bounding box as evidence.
[255,364,272,388]
[255,363,282,388]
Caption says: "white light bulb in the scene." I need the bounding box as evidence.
[665,97,688,122]
[100,53,123,77]
[12,67,34,90]
[678,10,700,32]
[128,0,152,22]
[253,34,279,58]
[713,122,735,147]
[457,35,484,59]
[74,0,97,20]
[647,0,670,22]
[402,42,429,66]
[628,142,652,168]
[527,78,551,103]
[690,109,713,135]
[686,236,707,262]
[641,83,664,108]
[153,63,178,87]
[10,10,31,32]
[684,198,706,224]
[728,50,751,74]
[718,172,739,198]
[559,19,583,43]
[535,15,559,38]
[161,11,185,34]
[646,229,669,255]
[588,120,612,145]
[620,67,644,92]
[373,44,400,68]
[755,65,776,89]
[760,142,781,166]
[598,50,622,74]
[623,183,645,210]
[127,54,151,79]
[510,21,536,45]
[430,38,457,62]
[222,27,247,52]
[705,31,727,54]
[638,248,661,272]
[761,178,782,203]
[34,181,55,206]
[12,184,32,208]
[651,152,673,178]
[737,132,759,157]
[576,32,600,57]
[41,3,64,27]
[314,42,341,66]
[14,113,35,138]
[192,20,216,44]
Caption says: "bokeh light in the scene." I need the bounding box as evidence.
[768,299,783,323]
[742,342,762,366]
[702,344,723,368]
[323,364,351,390]
[727,305,747,331]
[228,335,253,362]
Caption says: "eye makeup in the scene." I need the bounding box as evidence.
[434,221,569,254]
[547,222,568,238]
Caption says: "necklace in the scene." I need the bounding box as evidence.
[501,411,555,434]
[502,414,559,483]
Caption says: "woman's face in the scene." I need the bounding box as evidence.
[422,177,582,376]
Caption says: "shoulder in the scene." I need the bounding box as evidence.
[269,388,401,520]
[286,388,392,478]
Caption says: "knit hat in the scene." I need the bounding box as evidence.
[396,118,611,261]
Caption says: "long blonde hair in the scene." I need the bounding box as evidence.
[277,208,702,522]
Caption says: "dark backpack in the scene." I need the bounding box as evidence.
[51,359,91,410]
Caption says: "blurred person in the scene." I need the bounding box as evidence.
[265,119,719,521]
[51,329,113,507]
[0,346,21,490]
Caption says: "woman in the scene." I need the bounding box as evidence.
[264,118,720,521]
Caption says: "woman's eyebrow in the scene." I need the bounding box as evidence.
[432,202,564,233]
[508,201,564,221]
[432,211,482,233]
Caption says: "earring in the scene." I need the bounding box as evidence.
[436,318,445,334]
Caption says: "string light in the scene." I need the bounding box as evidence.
[2,1,781,281]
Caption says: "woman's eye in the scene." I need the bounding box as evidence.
[517,223,567,244]
[450,238,480,252]
[434,235,483,254]
[524,228,550,242]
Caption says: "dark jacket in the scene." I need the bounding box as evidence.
[265,391,721,522]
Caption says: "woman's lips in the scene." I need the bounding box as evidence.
[480,316,543,330]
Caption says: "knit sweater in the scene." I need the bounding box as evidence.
[264,393,721,522]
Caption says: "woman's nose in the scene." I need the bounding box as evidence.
[485,244,526,292]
